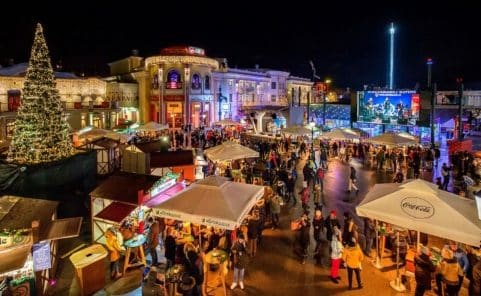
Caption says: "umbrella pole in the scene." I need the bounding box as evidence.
[417,231,420,252]
[372,220,383,269]
[390,231,406,292]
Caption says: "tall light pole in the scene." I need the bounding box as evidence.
[388,23,395,90]
[323,78,332,126]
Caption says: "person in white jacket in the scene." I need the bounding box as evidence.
[330,227,343,283]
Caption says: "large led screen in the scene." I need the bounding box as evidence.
[357,90,420,125]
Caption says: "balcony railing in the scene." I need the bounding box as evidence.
[241,97,289,107]
[62,101,119,110]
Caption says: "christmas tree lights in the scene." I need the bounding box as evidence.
[7,23,74,164]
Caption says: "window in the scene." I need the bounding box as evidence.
[229,94,233,102]
[204,75,210,90]
[271,95,276,102]
[252,94,255,102]
[191,73,201,90]
[228,79,233,86]
[271,82,276,89]
[166,69,182,89]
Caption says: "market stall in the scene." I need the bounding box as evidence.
[152,176,264,230]
[90,172,183,245]
[356,179,481,291]
[82,137,121,175]
[0,196,82,296]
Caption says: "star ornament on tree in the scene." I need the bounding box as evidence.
[7,23,74,164]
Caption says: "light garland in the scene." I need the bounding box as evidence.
[7,23,74,164]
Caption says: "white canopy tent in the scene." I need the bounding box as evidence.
[152,176,264,230]
[204,141,259,162]
[321,128,360,140]
[367,131,418,146]
[356,179,481,246]
[281,125,313,136]
[136,121,168,132]
[214,119,239,126]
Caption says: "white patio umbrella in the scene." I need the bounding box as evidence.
[367,131,418,146]
[215,119,239,126]
[281,125,313,136]
[321,128,360,140]
[357,179,481,291]
[204,141,259,162]
[152,176,264,230]
[136,121,167,132]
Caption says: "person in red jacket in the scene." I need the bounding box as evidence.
[299,185,310,212]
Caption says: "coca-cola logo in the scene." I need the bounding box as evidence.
[401,197,435,219]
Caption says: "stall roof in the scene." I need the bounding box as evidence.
[90,172,161,205]
[150,150,195,167]
[42,217,83,241]
[95,202,138,223]
[88,137,119,149]
[0,196,58,236]
[136,141,161,153]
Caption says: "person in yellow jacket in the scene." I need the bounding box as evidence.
[105,227,124,279]
[436,248,464,296]
[342,238,364,290]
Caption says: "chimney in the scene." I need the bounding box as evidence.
[8,58,14,66]
[255,64,259,70]
[132,49,139,56]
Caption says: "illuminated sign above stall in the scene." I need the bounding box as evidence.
[149,172,180,198]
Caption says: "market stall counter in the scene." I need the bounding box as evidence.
[69,244,108,296]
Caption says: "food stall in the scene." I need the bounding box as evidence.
[0,196,82,296]
[356,179,481,291]
[90,172,184,245]
[152,176,263,296]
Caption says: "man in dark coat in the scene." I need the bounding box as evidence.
[414,247,436,296]
[325,210,340,242]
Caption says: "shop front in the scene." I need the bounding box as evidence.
[190,101,211,128]
[166,101,183,129]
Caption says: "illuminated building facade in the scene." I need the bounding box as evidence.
[0,63,122,141]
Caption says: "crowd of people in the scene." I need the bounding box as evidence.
[119,124,481,295]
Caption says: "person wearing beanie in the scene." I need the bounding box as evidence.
[342,238,364,290]
[414,246,435,296]
[325,210,340,242]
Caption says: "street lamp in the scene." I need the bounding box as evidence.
[309,119,316,160]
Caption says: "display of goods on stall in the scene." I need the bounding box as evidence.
[146,172,180,198]
[0,229,31,249]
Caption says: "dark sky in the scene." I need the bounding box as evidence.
[0,1,479,90]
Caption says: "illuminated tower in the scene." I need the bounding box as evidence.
[388,23,395,90]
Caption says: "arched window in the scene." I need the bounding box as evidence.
[191,73,201,90]
[166,69,182,89]
[204,75,210,90]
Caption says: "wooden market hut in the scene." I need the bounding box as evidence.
[0,196,82,295]
[89,172,161,245]
[82,137,121,175]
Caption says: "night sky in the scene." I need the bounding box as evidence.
[0,1,479,90]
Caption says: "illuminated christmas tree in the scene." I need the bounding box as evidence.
[7,23,74,164]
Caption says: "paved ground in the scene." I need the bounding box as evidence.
[50,146,470,295]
